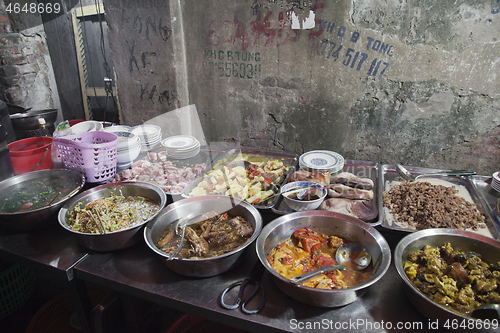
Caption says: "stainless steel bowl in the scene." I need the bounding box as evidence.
[58,181,167,251]
[144,195,263,277]
[256,210,391,307]
[395,229,500,333]
[0,169,85,230]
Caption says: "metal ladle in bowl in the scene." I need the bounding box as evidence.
[395,164,476,182]
[335,243,372,271]
[471,303,500,321]
[289,265,347,285]
[288,243,372,285]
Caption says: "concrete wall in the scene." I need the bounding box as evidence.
[105,0,500,175]
[0,1,61,115]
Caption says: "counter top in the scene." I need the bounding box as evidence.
[73,220,440,333]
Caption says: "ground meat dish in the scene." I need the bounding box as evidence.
[383,181,486,231]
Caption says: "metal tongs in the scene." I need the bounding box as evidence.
[395,164,476,182]
[166,214,203,261]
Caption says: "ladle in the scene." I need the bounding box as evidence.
[288,243,372,285]
[471,303,500,321]
[289,265,347,285]
[395,164,476,182]
[335,243,372,271]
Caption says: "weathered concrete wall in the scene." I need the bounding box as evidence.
[104,0,180,125]
[106,0,500,175]
[0,0,61,115]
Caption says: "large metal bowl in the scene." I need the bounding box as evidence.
[144,195,263,277]
[10,109,58,131]
[0,169,85,230]
[395,229,500,333]
[256,210,391,307]
[58,181,167,251]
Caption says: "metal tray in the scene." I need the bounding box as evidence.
[115,146,224,197]
[180,147,299,210]
[379,164,500,239]
[470,175,500,234]
[271,160,380,225]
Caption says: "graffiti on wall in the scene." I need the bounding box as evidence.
[204,2,393,80]
[310,19,394,79]
[203,50,261,79]
[119,8,177,106]
[493,0,500,14]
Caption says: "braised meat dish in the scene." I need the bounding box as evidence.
[156,212,254,259]
[268,228,374,289]
[404,243,500,316]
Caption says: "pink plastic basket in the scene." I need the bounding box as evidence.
[53,131,119,183]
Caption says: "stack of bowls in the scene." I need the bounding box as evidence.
[492,171,500,193]
[115,131,141,169]
[71,121,97,134]
[299,150,344,176]
[103,125,131,133]
[161,135,200,159]
[131,125,162,151]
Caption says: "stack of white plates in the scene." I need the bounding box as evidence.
[299,150,344,175]
[161,135,200,159]
[131,125,162,151]
[492,171,500,193]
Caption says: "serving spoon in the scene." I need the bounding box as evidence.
[288,242,372,285]
[335,243,372,271]
[395,163,476,182]
[471,304,500,321]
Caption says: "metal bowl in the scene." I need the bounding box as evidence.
[58,181,167,251]
[10,109,58,130]
[0,169,85,230]
[144,195,263,277]
[395,229,500,333]
[256,210,391,307]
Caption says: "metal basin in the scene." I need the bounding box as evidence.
[256,210,391,307]
[395,229,500,333]
[58,181,167,251]
[144,195,263,277]
[10,109,58,130]
[0,169,85,230]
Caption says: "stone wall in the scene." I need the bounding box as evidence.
[0,0,61,114]
[105,0,499,175]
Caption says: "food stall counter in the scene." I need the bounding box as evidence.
[72,225,446,333]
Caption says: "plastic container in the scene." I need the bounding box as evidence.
[8,136,53,174]
[53,131,118,183]
[0,261,36,319]
[25,287,110,333]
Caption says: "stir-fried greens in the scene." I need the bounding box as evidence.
[0,179,79,213]
[67,194,160,234]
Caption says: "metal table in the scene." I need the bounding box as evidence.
[73,214,442,333]
[0,223,93,333]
